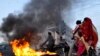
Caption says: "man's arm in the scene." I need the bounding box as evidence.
[40,37,49,48]
[72,26,80,40]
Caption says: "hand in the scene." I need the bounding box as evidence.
[74,33,80,38]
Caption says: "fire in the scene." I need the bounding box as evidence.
[10,38,56,56]
[0,52,2,56]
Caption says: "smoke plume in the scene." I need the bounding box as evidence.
[0,0,72,49]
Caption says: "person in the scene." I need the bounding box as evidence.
[72,20,84,56]
[40,32,55,52]
[54,31,69,56]
[73,17,98,56]
[80,17,98,56]
[72,20,82,40]
[82,17,98,49]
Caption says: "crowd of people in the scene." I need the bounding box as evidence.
[40,17,98,56]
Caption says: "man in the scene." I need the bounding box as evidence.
[40,32,55,52]
[72,20,84,56]
[72,20,82,40]
[54,31,69,56]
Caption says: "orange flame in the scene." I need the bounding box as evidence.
[10,38,56,56]
[0,52,2,56]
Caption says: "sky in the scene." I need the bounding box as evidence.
[68,0,100,47]
[0,0,100,47]
[0,0,29,43]
[0,0,29,25]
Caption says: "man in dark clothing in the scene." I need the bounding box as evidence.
[46,32,55,52]
[40,32,55,52]
[72,20,82,40]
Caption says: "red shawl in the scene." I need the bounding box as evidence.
[81,17,98,48]
[77,17,98,56]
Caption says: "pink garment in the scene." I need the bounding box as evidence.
[77,40,85,56]
[76,17,98,56]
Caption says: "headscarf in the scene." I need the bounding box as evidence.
[81,17,98,48]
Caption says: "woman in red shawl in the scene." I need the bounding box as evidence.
[74,17,98,56]
[82,17,98,49]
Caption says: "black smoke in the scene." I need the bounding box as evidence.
[0,0,71,48]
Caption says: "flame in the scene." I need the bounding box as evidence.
[10,38,56,56]
[0,52,2,56]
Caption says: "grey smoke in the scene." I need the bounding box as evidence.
[0,0,72,49]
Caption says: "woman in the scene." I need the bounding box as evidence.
[73,17,98,56]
